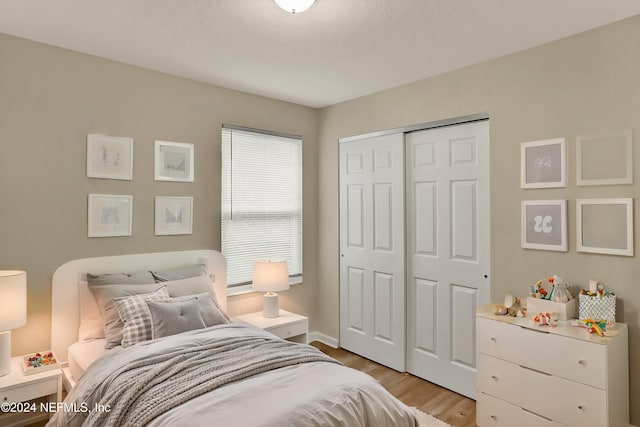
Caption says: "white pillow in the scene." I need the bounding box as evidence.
[78,280,105,341]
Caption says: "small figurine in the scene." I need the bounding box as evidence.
[529,279,549,299]
[583,318,607,336]
[495,296,526,317]
[533,312,559,327]
[548,274,572,302]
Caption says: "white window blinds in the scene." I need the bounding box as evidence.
[221,126,303,287]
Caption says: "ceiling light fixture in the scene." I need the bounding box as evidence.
[274,0,315,14]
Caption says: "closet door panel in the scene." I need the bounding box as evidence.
[406,120,490,399]
[339,133,405,371]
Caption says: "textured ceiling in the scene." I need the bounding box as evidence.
[1,1,639,107]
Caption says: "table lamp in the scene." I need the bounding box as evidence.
[0,270,27,376]
[252,260,289,318]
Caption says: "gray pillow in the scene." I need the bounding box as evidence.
[89,283,167,349]
[147,299,206,339]
[151,264,207,283]
[172,293,228,327]
[113,288,171,347]
[87,270,155,286]
[164,275,230,322]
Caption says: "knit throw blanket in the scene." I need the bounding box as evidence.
[83,336,340,427]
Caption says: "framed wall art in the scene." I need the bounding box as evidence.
[576,130,632,186]
[576,198,633,256]
[86,134,133,180]
[521,200,567,251]
[521,138,566,189]
[154,141,194,182]
[155,196,193,235]
[88,194,133,237]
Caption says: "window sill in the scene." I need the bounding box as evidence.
[227,276,303,297]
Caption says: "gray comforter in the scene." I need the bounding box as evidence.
[48,324,417,427]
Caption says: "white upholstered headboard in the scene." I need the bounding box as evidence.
[51,250,227,363]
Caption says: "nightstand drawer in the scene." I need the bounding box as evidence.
[266,320,307,340]
[1,377,58,403]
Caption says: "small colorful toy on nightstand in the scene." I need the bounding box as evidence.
[22,351,58,375]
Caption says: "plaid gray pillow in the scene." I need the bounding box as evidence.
[113,287,170,347]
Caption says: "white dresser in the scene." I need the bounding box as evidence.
[476,305,629,427]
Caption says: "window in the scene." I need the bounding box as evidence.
[221,125,303,288]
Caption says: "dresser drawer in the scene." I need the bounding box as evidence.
[266,320,307,340]
[477,392,567,427]
[477,317,606,389]
[1,377,58,403]
[478,354,606,427]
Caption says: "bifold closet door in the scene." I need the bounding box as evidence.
[405,120,490,399]
[339,133,405,371]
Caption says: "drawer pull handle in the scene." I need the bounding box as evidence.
[518,364,552,376]
[578,359,585,365]
[3,397,7,402]
[491,375,498,381]
[490,415,497,420]
[578,404,584,410]
[521,408,553,422]
[490,337,497,342]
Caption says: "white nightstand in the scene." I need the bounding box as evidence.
[0,357,62,424]
[233,310,309,344]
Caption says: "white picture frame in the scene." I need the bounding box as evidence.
[86,134,133,180]
[154,141,194,182]
[88,194,133,237]
[576,130,633,186]
[576,198,633,256]
[155,196,193,235]
[521,200,567,251]
[521,138,566,189]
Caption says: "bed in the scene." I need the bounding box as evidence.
[48,250,417,426]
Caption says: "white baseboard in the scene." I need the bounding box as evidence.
[308,331,339,348]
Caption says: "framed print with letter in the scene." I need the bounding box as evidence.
[521,200,567,251]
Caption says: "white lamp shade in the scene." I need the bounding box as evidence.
[274,0,315,13]
[252,260,290,292]
[0,271,27,331]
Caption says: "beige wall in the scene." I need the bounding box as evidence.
[317,15,640,424]
[0,33,318,355]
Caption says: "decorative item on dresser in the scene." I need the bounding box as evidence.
[476,305,629,427]
[232,310,308,344]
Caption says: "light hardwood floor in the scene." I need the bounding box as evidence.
[311,341,477,427]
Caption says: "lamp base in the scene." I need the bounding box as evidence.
[0,331,11,376]
[262,292,280,318]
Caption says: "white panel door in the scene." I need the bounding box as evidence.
[406,120,490,398]
[339,133,405,371]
